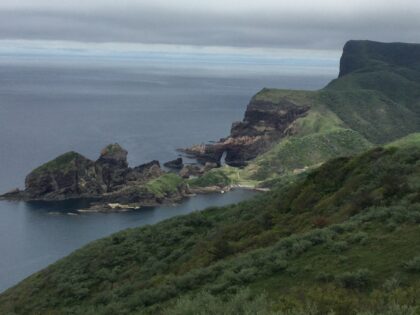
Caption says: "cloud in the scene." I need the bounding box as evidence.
[0,0,419,50]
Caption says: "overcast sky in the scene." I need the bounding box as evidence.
[1,0,419,48]
[0,0,419,67]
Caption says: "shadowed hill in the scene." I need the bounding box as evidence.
[0,145,419,314]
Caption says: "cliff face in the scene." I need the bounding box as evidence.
[183,92,310,166]
[11,144,164,201]
[25,152,103,199]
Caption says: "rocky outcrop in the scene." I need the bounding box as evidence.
[95,144,129,192]
[24,152,103,200]
[179,164,203,178]
[2,144,164,202]
[163,157,184,169]
[182,94,310,166]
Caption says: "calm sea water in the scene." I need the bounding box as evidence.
[0,59,333,292]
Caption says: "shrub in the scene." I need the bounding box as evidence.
[329,241,349,253]
[403,256,420,272]
[336,269,371,289]
[348,231,369,244]
[313,216,329,228]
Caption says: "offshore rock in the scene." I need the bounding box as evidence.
[2,144,163,201]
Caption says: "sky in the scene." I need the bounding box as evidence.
[0,0,419,73]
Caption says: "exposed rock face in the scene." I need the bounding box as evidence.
[7,144,164,201]
[182,94,310,166]
[96,144,129,192]
[179,164,203,178]
[128,160,163,182]
[163,157,184,169]
[24,152,103,200]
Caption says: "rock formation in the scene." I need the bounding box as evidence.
[182,94,310,166]
[163,157,184,169]
[2,144,164,201]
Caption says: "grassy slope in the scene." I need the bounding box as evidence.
[1,146,419,315]
[145,173,184,198]
[227,89,374,186]
[228,41,420,186]
[31,151,86,175]
[386,133,420,149]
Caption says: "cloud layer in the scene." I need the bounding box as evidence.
[0,0,419,50]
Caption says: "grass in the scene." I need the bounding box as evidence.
[188,169,231,188]
[386,133,420,148]
[1,146,419,315]
[31,151,86,175]
[3,40,420,315]
[244,128,372,183]
[145,173,184,198]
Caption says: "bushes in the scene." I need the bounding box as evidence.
[329,241,349,253]
[336,269,371,289]
[166,289,272,315]
[403,256,420,273]
[188,170,231,188]
[348,231,369,244]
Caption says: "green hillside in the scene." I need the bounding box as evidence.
[1,145,419,315]
[232,41,420,184]
[386,133,420,148]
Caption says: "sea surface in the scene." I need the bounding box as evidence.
[0,58,334,292]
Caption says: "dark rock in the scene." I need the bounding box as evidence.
[179,164,203,178]
[24,151,104,200]
[128,160,163,182]
[182,96,310,166]
[95,143,129,192]
[163,157,184,169]
[5,144,164,201]
[0,188,23,200]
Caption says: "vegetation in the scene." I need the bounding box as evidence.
[2,40,420,315]
[248,128,372,181]
[31,151,86,174]
[386,133,420,149]
[145,173,184,198]
[1,146,419,314]
[229,41,420,185]
[188,169,232,188]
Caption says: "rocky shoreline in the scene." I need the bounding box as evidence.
[0,92,291,212]
[0,143,239,213]
[181,93,310,166]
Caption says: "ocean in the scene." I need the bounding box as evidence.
[0,58,334,291]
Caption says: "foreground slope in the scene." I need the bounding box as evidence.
[1,145,419,315]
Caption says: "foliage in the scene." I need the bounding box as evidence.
[31,151,85,174]
[188,169,231,188]
[145,173,184,198]
[1,146,419,315]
